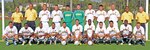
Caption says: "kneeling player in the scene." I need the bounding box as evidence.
[19,23,34,45]
[2,21,18,46]
[133,22,145,46]
[59,22,71,45]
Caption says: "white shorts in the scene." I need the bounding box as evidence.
[75,31,80,38]
[87,30,93,38]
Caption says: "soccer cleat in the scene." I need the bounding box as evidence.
[6,42,9,46]
[49,41,52,45]
[22,41,26,45]
[44,41,46,45]
[120,43,123,45]
[29,42,32,45]
[13,41,17,46]
[37,41,40,45]
[54,41,57,45]
[128,43,131,45]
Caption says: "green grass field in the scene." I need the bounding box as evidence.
[0,19,150,50]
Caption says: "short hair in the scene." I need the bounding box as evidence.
[99,5,103,7]
[55,4,58,6]
[24,23,28,25]
[77,4,81,6]
[52,22,55,25]
[136,22,141,24]
[66,5,70,7]
[75,19,79,21]
[124,20,128,22]
[43,4,47,7]
[8,21,13,24]
[29,3,33,6]
[63,22,66,24]
[88,3,92,5]
[99,22,103,24]
[109,21,114,23]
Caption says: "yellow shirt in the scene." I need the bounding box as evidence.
[121,12,133,23]
[11,12,23,23]
[25,9,37,21]
[136,11,149,23]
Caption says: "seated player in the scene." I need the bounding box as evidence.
[47,22,59,45]
[72,19,83,45]
[107,21,123,45]
[120,20,132,45]
[34,22,48,45]
[59,22,71,45]
[2,21,18,46]
[84,19,95,45]
[133,22,145,46]
[19,23,34,45]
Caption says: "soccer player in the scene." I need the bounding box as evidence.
[121,6,133,24]
[107,3,120,27]
[135,6,149,31]
[72,19,83,44]
[74,4,84,29]
[63,5,73,31]
[11,6,23,32]
[25,3,37,30]
[34,22,48,45]
[84,19,95,44]
[39,4,50,30]
[85,3,95,25]
[47,22,59,45]
[95,5,107,28]
[107,21,123,45]
[51,5,63,30]
[2,21,18,46]
[19,23,34,45]
[120,20,132,45]
[59,22,71,45]
[133,22,145,46]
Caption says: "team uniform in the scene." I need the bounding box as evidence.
[63,11,73,31]
[59,26,71,42]
[19,27,34,45]
[107,10,120,27]
[85,9,95,24]
[72,24,83,41]
[84,24,95,42]
[121,12,133,24]
[3,26,18,46]
[95,10,107,27]
[39,10,50,30]
[51,10,63,30]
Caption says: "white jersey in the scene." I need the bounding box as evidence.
[107,26,119,35]
[120,24,132,32]
[133,26,145,35]
[84,24,95,37]
[59,27,71,39]
[85,9,95,21]
[51,10,63,22]
[107,9,120,22]
[19,27,34,35]
[39,10,50,22]
[3,26,18,35]
[72,24,83,32]
[47,26,59,33]
[95,26,108,34]
[95,10,107,22]
[34,27,47,36]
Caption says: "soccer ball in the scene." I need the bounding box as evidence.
[88,41,93,46]
[74,41,79,45]
[61,41,66,45]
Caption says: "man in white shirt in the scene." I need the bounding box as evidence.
[19,23,34,45]
[47,22,59,45]
[95,5,107,28]
[84,19,95,43]
[133,22,145,46]
[107,21,123,45]
[85,3,95,25]
[34,22,48,45]
[120,20,132,45]
[51,5,63,30]
[59,22,71,45]
[107,3,120,27]
[39,4,50,30]
[2,21,18,46]
[72,19,83,43]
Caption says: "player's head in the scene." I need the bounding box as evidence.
[124,20,128,26]
[29,3,33,10]
[110,3,115,10]
[62,22,66,28]
[88,19,92,25]
[76,4,81,10]
[88,3,92,9]
[42,4,47,11]
[136,22,141,29]
[8,21,13,28]
[24,23,29,29]
[54,5,59,11]
[125,6,129,12]
[109,21,114,27]
[66,5,70,11]
[75,19,79,26]
[99,22,103,28]
[139,6,144,13]
[15,6,20,12]
[51,22,55,29]
[39,22,43,28]
[99,5,104,11]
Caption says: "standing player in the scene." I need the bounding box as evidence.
[59,22,71,45]
[25,3,37,30]
[95,5,107,28]
[120,20,132,45]
[133,22,145,46]
[85,3,95,25]
[39,4,51,30]
[19,23,34,45]
[107,3,120,27]
[72,19,83,45]
[63,5,73,31]
[48,22,59,45]
[51,5,63,30]
[34,22,48,45]
[2,21,18,46]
